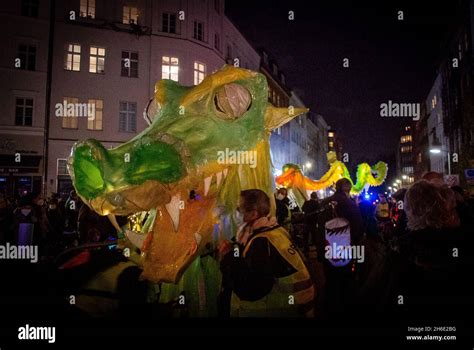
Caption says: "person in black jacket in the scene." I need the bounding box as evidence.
[321,178,364,244]
[218,189,315,317]
[386,180,471,320]
[302,192,320,254]
[275,187,290,227]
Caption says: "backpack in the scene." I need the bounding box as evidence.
[324,202,352,267]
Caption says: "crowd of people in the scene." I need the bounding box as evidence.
[1,171,473,320]
[245,171,474,320]
[0,190,121,258]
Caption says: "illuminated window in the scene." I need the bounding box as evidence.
[193,61,206,85]
[162,56,179,82]
[80,0,95,18]
[401,135,412,143]
[328,132,334,138]
[87,99,103,130]
[329,141,334,148]
[65,44,81,71]
[123,6,139,24]
[89,46,105,73]
[61,97,79,129]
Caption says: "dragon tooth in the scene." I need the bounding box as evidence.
[194,231,202,245]
[204,175,212,196]
[125,230,147,249]
[216,171,223,188]
[165,194,181,232]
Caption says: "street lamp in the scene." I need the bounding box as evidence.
[402,175,407,180]
[429,141,451,175]
[396,179,401,184]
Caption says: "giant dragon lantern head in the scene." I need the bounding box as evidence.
[68,66,307,284]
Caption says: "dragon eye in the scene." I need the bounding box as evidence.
[214,83,252,120]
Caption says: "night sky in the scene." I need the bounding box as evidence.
[226,0,461,171]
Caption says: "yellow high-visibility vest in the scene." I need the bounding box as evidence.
[231,226,316,317]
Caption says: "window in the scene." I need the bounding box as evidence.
[328,132,334,138]
[21,0,38,17]
[121,51,138,77]
[401,146,412,153]
[89,46,105,73]
[119,102,137,132]
[226,45,232,60]
[80,0,95,18]
[62,97,79,129]
[402,166,414,174]
[276,127,281,135]
[193,21,204,41]
[162,13,176,33]
[329,141,334,148]
[161,56,179,81]
[277,95,281,107]
[400,135,412,143]
[214,33,220,51]
[417,152,422,163]
[87,99,103,130]
[194,62,206,85]
[18,44,36,71]
[15,98,33,126]
[123,6,139,24]
[65,44,81,71]
[57,159,69,175]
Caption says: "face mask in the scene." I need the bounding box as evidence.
[21,209,31,216]
[49,205,57,210]
[234,210,244,226]
[276,194,285,201]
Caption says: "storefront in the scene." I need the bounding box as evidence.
[0,154,43,197]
